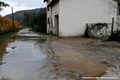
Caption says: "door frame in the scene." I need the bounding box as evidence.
[54,14,59,36]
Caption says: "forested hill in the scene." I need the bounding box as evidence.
[5,8,47,33]
[5,8,46,26]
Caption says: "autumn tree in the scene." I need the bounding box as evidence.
[0,16,22,35]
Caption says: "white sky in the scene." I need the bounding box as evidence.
[0,0,46,16]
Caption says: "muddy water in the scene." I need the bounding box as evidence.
[0,37,48,80]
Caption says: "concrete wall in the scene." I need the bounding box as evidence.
[51,2,59,35]
[46,1,59,34]
[47,7,52,33]
[59,0,118,37]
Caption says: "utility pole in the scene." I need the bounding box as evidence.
[11,7,15,31]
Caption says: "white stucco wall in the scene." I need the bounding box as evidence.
[47,1,59,34]
[47,7,51,33]
[59,0,118,37]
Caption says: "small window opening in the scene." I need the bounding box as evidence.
[118,3,120,15]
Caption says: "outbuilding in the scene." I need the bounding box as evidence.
[44,0,120,37]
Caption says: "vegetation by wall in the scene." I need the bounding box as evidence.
[23,8,47,33]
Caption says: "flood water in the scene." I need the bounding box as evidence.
[0,36,48,80]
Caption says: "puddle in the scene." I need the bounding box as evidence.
[0,36,48,80]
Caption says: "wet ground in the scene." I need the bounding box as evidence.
[1,29,120,80]
[0,29,51,80]
[49,38,120,80]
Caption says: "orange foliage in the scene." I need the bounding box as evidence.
[0,16,22,34]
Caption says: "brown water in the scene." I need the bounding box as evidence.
[0,37,48,80]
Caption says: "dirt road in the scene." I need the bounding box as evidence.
[48,37,120,80]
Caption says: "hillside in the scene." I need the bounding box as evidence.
[5,8,46,26]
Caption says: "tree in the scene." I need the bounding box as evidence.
[0,16,22,34]
[0,1,9,7]
[35,8,47,33]
[24,12,34,28]
[23,8,47,33]
[0,1,9,11]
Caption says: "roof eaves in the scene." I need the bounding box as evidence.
[48,0,59,7]
[113,0,120,3]
[44,0,48,2]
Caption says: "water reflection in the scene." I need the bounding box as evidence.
[0,36,48,80]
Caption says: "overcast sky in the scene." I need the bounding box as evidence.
[0,0,46,16]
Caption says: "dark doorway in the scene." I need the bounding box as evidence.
[55,15,59,36]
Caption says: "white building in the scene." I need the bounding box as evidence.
[44,0,120,37]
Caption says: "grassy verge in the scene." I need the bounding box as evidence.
[0,32,16,42]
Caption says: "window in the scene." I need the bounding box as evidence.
[118,3,120,15]
[47,7,49,11]
[47,18,50,24]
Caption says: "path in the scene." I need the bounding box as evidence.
[0,29,55,80]
[17,28,41,37]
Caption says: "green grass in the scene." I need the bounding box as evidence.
[0,32,16,42]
